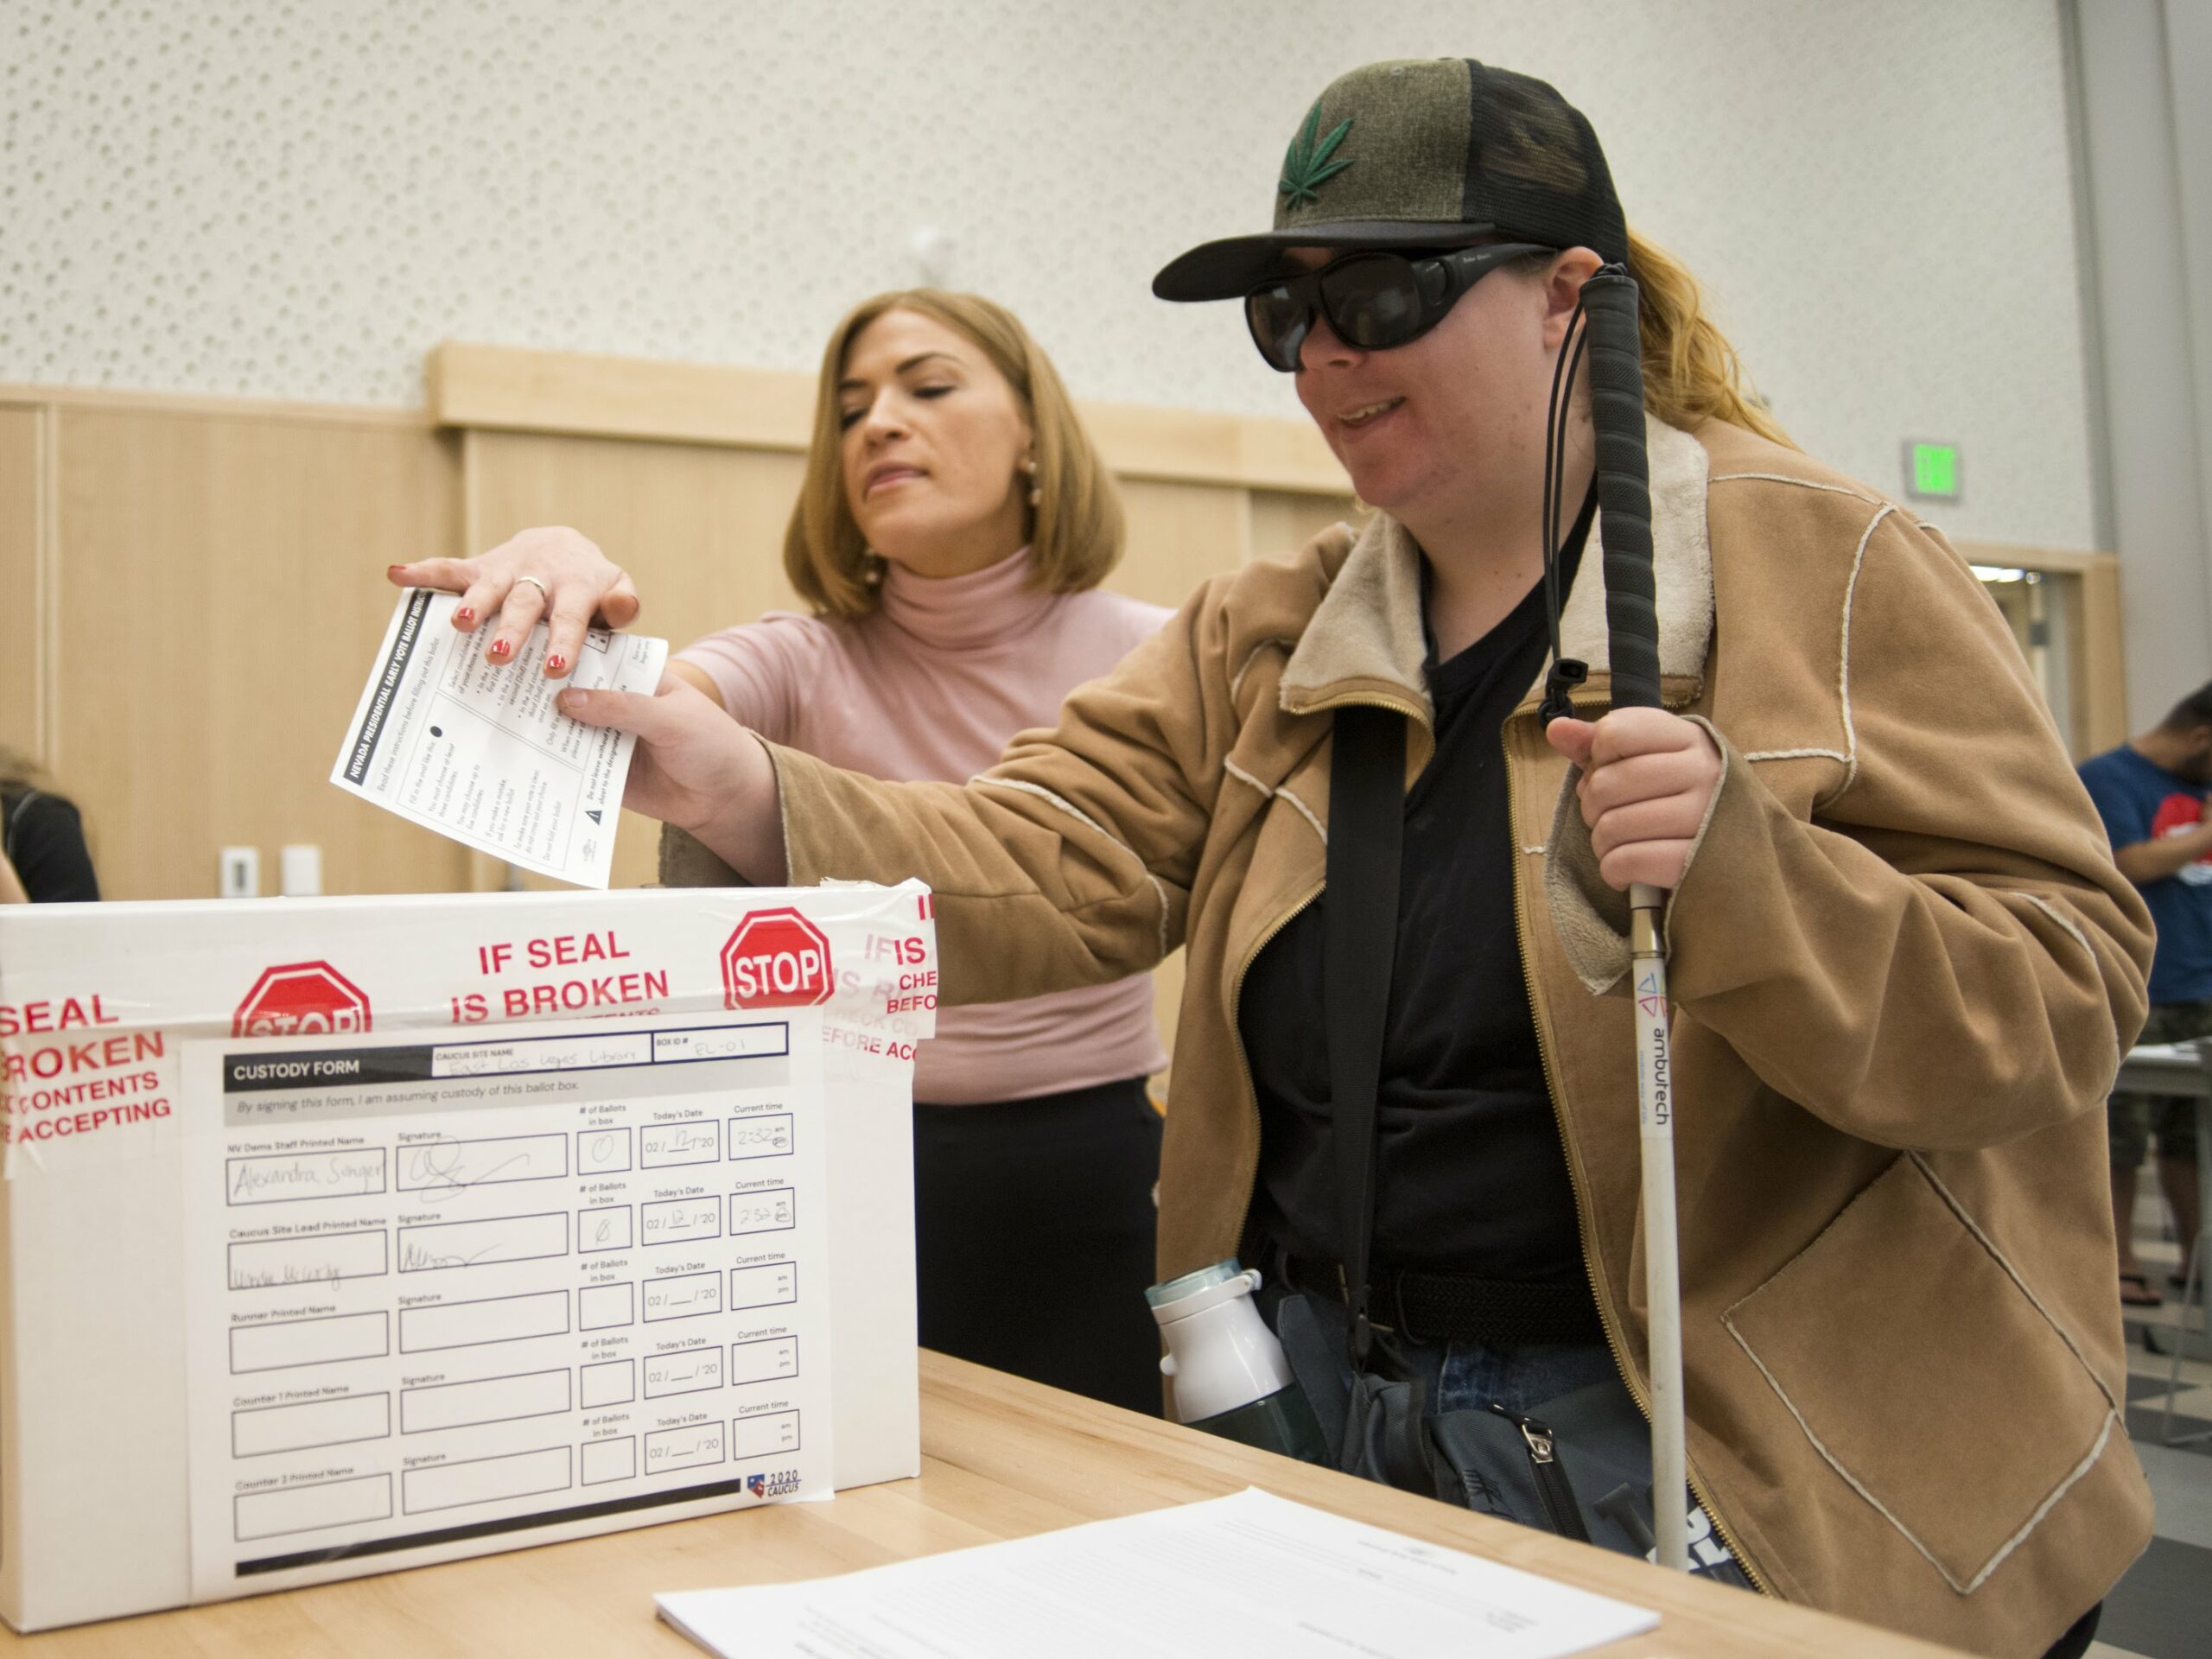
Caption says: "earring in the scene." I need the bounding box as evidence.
[1023,456,1041,509]
[861,549,887,587]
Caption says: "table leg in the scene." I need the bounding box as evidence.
[2158,1096,2212,1441]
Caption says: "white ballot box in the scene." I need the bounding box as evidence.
[0,882,936,1631]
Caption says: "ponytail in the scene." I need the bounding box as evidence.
[1627,229,1795,449]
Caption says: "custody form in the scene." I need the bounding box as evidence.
[332,589,667,887]
[180,1012,831,1599]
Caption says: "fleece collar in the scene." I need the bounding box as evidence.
[1278,415,1714,718]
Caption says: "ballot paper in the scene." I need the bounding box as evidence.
[655,1486,1659,1659]
[181,1010,835,1599]
[332,589,667,887]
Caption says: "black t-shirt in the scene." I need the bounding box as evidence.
[3,789,100,903]
[1241,493,1592,1280]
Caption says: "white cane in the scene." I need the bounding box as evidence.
[1630,884,1688,1572]
[1580,269,1691,1574]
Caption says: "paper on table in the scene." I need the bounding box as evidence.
[655,1486,1658,1659]
[332,590,668,887]
[2129,1042,2201,1061]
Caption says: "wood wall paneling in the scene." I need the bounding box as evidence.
[54,408,466,899]
[434,341,815,455]
[0,408,46,765]
[1078,397,1350,492]
[10,353,2131,912]
[2080,554,2128,750]
[1956,541,2127,759]
[1110,479,1251,610]
[429,343,1356,494]
[1249,489,1362,569]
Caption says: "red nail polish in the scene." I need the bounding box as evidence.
[456,606,475,623]
[387,563,407,577]
[489,639,511,660]
[547,654,568,674]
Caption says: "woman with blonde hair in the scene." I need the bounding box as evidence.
[391,290,1173,1415]
[549,60,2146,1659]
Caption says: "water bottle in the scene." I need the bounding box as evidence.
[1147,1259,1326,1463]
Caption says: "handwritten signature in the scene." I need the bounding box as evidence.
[229,1154,385,1203]
[404,1137,536,1203]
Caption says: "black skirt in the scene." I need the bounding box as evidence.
[912,1077,1163,1416]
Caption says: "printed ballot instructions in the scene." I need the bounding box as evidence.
[657,1487,1659,1659]
[181,1009,833,1599]
[332,589,667,887]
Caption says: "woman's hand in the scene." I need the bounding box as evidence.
[389,526,641,677]
[557,676,789,884]
[1546,709,1722,891]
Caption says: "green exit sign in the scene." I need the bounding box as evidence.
[1905,441,1961,500]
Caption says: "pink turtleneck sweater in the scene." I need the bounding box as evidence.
[674,550,1173,1104]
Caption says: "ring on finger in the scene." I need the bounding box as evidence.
[512,575,551,602]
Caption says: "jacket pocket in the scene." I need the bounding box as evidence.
[1723,1154,2122,1594]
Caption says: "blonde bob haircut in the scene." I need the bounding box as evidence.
[785,289,1127,619]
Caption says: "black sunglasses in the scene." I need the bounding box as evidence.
[1243,243,1554,372]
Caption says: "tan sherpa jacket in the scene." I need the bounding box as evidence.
[687,416,2154,1657]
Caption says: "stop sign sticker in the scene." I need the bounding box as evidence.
[721,908,834,1009]
[233,962,373,1038]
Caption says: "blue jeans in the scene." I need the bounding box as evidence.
[1266,1280,1622,1418]
[1402,1330,1623,1417]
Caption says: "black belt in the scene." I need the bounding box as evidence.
[1278,1249,1606,1349]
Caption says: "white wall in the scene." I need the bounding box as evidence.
[5,0,2096,546]
[2070,0,2212,723]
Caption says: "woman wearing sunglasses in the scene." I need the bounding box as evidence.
[555,60,2143,1659]
[390,290,1173,1418]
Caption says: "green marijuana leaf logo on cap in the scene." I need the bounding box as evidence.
[1280,104,1352,207]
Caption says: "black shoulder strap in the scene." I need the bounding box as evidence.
[1325,704,1407,1367]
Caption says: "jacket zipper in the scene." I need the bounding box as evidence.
[1496,1407,1591,1543]
[1223,694,1426,1266]
[1503,704,1773,1596]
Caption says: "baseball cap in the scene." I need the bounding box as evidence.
[1153,58,1629,302]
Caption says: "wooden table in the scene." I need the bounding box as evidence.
[2113,1041,2212,1382]
[1,1352,1961,1657]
